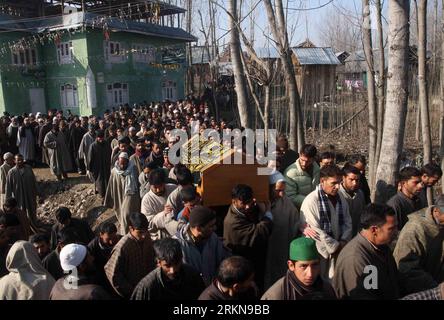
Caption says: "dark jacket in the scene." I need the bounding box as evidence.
[130,265,205,300]
[387,191,423,230]
[42,250,64,281]
[198,280,259,300]
[332,233,400,300]
[50,218,95,250]
[223,204,272,291]
[50,276,112,300]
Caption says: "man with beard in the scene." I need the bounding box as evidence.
[111,136,135,166]
[300,164,352,282]
[17,117,36,165]
[284,144,320,210]
[104,152,140,235]
[87,130,112,198]
[5,154,39,233]
[262,237,336,300]
[69,119,87,175]
[130,238,205,300]
[223,184,273,292]
[141,169,177,240]
[387,166,424,230]
[0,153,14,208]
[129,139,151,175]
[50,244,112,300]
[264,171,300,290]
[44,123,73,181]
[139,161,160,199]
[147,141,164,168]
[338,164,366,236]
[30,234,51,260]
[78,124,96,176]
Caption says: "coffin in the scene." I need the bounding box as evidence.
[194,152,269,207]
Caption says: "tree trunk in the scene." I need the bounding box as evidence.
[363,0,378,195]
[375,0,410,203]
[228,0,250,128]
[440,0,444,194]
[373,0,386,201]
[263,0,305,151]
[418,0,432,166]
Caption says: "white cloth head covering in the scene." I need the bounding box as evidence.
[118,152,129,159]
[269,171,285,185]
[60,244,87,271]
[3,152,13,160]
[3,241,55,294]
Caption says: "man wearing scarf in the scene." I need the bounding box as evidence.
[300,164,352,282]
[104,152,140,234]
[262,237,336,300]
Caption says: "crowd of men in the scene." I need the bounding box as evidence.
[0,99,442,300]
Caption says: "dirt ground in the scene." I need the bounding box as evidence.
[34,168,115,232]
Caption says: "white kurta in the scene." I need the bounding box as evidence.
[300,188,352,281]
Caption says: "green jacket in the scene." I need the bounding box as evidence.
[393,207,444,295]
[284,160,320,209]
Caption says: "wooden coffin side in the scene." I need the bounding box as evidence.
[199,163,269,207]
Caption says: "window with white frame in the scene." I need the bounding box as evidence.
[104,41,126,63]
[132,44,156,63]
[60,84,78,108]
[162,80,177,101]
[57,41,73,64]
[12,48,37,66]
[106,83,129,106]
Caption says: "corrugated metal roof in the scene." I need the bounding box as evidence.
[255,47,280,59]
[0,12,196,42]
[292,47,341,65]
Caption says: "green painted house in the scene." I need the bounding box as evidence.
[0,4,195,116]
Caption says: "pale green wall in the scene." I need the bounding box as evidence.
[0,31,45,115]
[0,29,187,116]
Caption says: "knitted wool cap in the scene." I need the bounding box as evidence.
[189,206,216,228]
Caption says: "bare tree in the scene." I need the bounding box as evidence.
[373,0,386,201]
[440,0,444,194]
[228,0,251,128]
[263,0,305,150]
[362,0,378,194]
[418,0,433,204]
[375,0,410,203]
